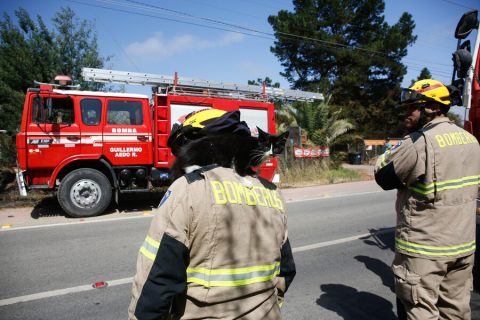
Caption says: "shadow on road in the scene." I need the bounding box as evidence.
[31,196,67,219]
[356,228,396,293]
[354,255,394,293]
[362,227,395,251]
[315,229,399,320]
[29,190,166,219]
[317,283,397,320]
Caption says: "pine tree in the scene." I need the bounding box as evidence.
[409,67,432,86]
[268,0,417,137]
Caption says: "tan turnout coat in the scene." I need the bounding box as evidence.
[129,165,295,320]
[375,117,480,259]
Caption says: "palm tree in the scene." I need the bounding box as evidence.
[274,101,298,132]
[277,95,359,149]
[311,105,358,148]
[275,96,361,168]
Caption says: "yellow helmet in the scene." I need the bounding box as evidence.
[181,108,227,129]
[400,79,451,106]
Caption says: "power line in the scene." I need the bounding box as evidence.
[67,0,274,41]
[94,16,140,71]
[438,0,476,10]
[124,0,396,58]
[71,0,392,58]
[68,0,455,80]
[121,0,464,69]
[124,0,275,38]
[175,0,269,22]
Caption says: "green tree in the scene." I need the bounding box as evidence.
[409,67,432,86]
[275,102,298,131]
[248,77,280,88]
[268,0,417,138]
[276,96,358,149]
[0,9,57,136]
[53,7,109,90]
[0,7,109,164]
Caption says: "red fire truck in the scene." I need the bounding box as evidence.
[15,68,322,218]
[451,9,479,292]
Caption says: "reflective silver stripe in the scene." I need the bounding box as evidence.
[395,237,476,256]
[188,268,278,282]
[187,262,280,287]
[409,175,480,195]
[139,236,160,261]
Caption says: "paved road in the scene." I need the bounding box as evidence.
[0,181,478,319]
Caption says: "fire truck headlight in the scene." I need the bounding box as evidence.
[135,168,147,184]
[119,169,132,187]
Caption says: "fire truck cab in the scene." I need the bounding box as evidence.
[16,80,152,217]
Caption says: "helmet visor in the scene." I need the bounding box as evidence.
[400,88,437,105]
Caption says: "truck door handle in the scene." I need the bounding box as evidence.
[67,136,80,141]
[137,135,148,142]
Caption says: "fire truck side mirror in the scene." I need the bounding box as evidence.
[455,10,478,40]
[452,48,473,79]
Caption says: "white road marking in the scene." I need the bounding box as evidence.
[286,190,382,203]
[0,214,152,232]
[0,190,385,232]
[0,228,394,306]
[0,277,133,307]
[292,228,394,253]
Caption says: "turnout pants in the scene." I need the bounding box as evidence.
[392,252,474,320]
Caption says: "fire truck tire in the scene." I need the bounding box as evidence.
[58,169,112,218]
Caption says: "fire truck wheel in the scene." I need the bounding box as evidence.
[58,169,112,218]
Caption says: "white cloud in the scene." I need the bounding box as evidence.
[125,32,245,62]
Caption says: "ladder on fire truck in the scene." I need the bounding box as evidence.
[82,68,323,102]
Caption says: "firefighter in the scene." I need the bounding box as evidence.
[374,79,480,319]
[128,110,296,320]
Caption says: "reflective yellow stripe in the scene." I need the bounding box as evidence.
[139,246,156,261]
[187,262,280,287]
[187,272,280,287]
[395,237,476,256]
[139,235,160,261]
[187,262,280,275]
[379,149,392,169]
[145,235,160,248]
[409,175,480,195]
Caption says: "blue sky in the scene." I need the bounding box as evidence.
[1,0,478,96]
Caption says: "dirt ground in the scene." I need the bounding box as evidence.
[341,163,375,180]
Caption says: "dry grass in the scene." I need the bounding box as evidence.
[278,159,363,188]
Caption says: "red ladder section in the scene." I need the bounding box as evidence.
[154,95,171,168]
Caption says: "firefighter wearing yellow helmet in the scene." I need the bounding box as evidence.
[375,79,480,319]
[129,108,296,319]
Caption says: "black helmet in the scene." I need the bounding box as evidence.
[167,109,251,156]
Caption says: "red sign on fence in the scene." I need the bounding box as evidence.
[294,147,330,158]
